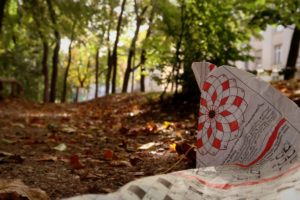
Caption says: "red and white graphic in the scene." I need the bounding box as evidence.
[197,74,247,155]
[192,62,216,89]
[208,63,216,71]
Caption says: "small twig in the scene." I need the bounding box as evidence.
[160,146,194,174]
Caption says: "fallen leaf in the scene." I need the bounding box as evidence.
[138,142,157,150]
[103,149,113,160]
[29,117,45,127]
[53,143,67,151]
[61,126,77,134]
[0,151,13,157]
[169,143,177,152]
[163,121,174,129]
[0,151,24,164]
[0,179,49,200]
[100,187,115,193]
[1,138,17,144]
[132,171,145,176]
[11,123,25,129]
[146,121,157,132]
[175,130,183,139]
[110,160,132,167]
[70,155,85,169]
[81,172,105,180]
[35,155,58,162]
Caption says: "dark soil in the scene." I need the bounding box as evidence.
[0,93,198,199]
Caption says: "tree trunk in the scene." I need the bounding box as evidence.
[285,26,300,80]
[31,2,49,102]
[49,31,60,103]
[131,68,135,92]
[95,47,100,98]
[105,7,114,95]
[122,7,147,92]
[42,41,49,103]
[174,41,182,96]
[140,50,146,92]
[105,49,112,94]
[122,51,134,93]
[111,0,126,93]
[174,1,185,97]
[122,3,147,93]
[61,41,73,103]
[75,87,79,103]
[61,22,76,103]
[46,0,60,103]
[139,4,155,92]
[0,0,7,33]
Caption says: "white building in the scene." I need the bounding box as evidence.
[236,25,300,80]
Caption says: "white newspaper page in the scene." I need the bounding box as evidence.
[65,62,300,200]
[193,63,300,168]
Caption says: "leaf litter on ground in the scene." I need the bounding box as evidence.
[0,93,198,199]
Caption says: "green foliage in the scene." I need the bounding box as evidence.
[0,0,297,101]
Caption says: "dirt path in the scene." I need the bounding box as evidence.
[0,93,198,199]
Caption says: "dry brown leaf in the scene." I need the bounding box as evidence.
[146,121,157,132]
[0,179,49,200]
[0,151,24,164]
[110,160,132,167]
[35,155,58,162]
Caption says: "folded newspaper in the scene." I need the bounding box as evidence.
[65,62,300,200]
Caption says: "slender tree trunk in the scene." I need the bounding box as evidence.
[61,40,73,103]
[123,50,134,93]
[170,65,176,92]
[140,4,155,92]
[122,3,147,93]
[75,60,89,102]
[75,87,79,103]
[140,50,146,92]
[111,0,126,93]
[105,7,114,95]
[95,47,100,98]
[49,30,60,102]
[131,67,134,92]
[140,71,145,91]
[32,7,49,103]
[0,0,7,33]
[61,23,76,103]
[42,41,49,103]
[174,1,185,97]
[285,26,300,80]
[46,0,61,103]
[174,41,182,95]
[105,49,112,94]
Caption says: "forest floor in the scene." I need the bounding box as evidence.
[0,93,198,199]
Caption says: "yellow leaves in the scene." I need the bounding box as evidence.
[169,143,176,153]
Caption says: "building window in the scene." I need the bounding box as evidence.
[255,50,262,68]
[274,45,281,65]
[275,25,284,32]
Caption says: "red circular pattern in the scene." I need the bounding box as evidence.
[197,74,247,155]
